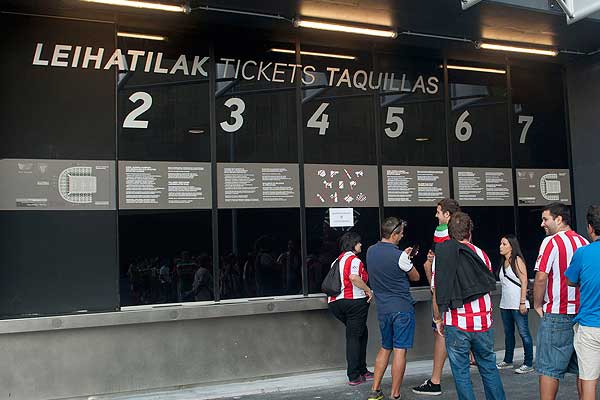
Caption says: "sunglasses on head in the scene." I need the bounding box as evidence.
[391,220,407,234]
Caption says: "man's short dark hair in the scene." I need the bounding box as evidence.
[587,205,600,236]
[541,202,572,226]
[437,198,461,215]
[448,211,473,241]
[381,217,406,239]
[339,232,362,252]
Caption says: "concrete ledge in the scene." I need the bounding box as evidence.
[0,285,500,335]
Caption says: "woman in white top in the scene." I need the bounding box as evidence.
[497,234,534,373]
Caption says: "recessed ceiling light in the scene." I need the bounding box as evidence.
[82,0,189,13]
[269,48,357,60]
[478,42,558,57]
[117,32,166,41]
[294,18,397,38]
[445,64,506,74]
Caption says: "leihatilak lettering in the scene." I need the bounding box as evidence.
[31,43,440,94]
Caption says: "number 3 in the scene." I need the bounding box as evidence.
[220,97,246,133]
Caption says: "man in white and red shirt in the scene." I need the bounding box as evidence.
[432,212,505,400]
[533,202,589,400]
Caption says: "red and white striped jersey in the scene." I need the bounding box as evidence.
[328,251,369,303]
[534,230,589,314]
[432,242,494,332]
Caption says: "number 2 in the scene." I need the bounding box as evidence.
[123,92,152,129]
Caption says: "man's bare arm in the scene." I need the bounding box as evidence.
[533,271,548,317]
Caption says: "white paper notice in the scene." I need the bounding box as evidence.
[329,208,354,227]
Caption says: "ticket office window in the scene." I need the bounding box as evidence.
[218,208,302,299]
[383,207,440,287]
[461,206,516,275]
[306,207,379,294]
[301,45,376,165]
[117,36,212,307]
[117,36,210,162]
[447,64,510,168]
[215,40,298,163]
[510,66,569,169]
[118,210,212,306]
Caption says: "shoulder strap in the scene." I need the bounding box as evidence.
[503,265,521,287]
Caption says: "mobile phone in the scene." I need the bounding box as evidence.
[409,244,420,258]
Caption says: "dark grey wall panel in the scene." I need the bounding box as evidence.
[566,58,600,232]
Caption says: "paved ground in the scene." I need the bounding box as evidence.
[234,368,581,400]
[91,349,586,400]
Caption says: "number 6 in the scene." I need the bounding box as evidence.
[455,110,472,142]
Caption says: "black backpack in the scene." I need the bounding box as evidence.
[321,258,342,296]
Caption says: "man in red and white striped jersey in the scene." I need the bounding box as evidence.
[533,203,589,400]
[431,212,505,400]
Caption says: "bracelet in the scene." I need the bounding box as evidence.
[433,319,442,324]
[520,302,526,304]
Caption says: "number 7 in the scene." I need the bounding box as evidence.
[518,115,534,144]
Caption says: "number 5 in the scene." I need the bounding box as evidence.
[384,107,404,138]
[518,115,534,144]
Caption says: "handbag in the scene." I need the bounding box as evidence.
[321,258,342,296]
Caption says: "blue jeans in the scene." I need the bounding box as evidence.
[500,309,534,366]
[445,326,506,400]
[535,313,578,379]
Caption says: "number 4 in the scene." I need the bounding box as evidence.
[518,115,534,144]
[308,103,330,135]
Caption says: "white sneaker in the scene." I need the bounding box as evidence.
[514,365,534,374]
[496,361,513,369]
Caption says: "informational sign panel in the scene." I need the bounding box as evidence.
[0,158,115,210]
[217,163,300,208]
[305,164,379,207]
[453,167,514,206]
[383,166,450,207]
[516,169,572,206]
[329,208,354,227]
[118,161,211,209]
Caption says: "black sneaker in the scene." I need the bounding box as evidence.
[412,379,442,396]
[367,389,384,400]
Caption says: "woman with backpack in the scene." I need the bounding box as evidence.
[327,231,374,386]
[496,234,534,374]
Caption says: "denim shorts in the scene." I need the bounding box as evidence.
[378,310,415,350]
[535,313,578,379]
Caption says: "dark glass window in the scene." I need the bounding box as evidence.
[461,206,516,273]
[306,207,379,294]
[510,66,568,168]
[382,207,439,287]
[376,55,447,166]
[447,62,510,168]
[119,210,212,306]
[118,36,210,162]
[215,40,297,163]
[117,35,212,307]
[301,45,375,164]
[218,208,301,299]
[517,207,549,277]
